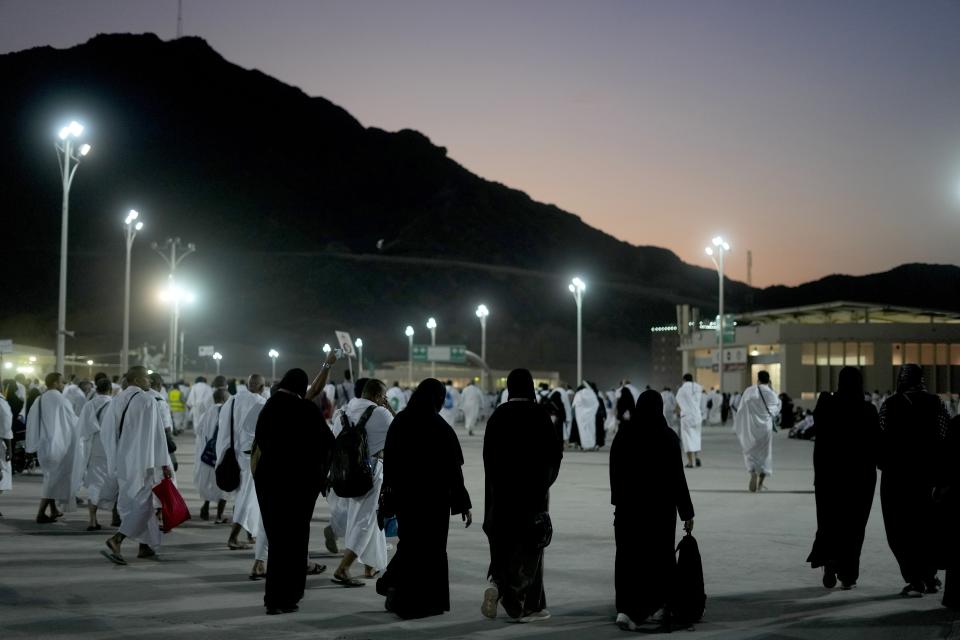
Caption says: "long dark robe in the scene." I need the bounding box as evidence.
[936,416,960,607]
[483,399,563,618]
[610,391,694,621]
[375,402,472,619]
[878,388,947,588]
[253,388,335,610]
[807,391,878,584]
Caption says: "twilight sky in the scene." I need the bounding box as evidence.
[3,0,959,287]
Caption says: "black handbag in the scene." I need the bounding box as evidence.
[215,399,241,492]
[527,511,553,550]
[200,406,222,467]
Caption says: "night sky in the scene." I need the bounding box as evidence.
[3,0,959,287]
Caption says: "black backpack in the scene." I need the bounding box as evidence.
[670,533,706,625]
[215,399,241,492]
[329,405,376,498]
[200,405,222,467]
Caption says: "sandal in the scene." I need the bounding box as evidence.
[36,514,57,524]
[101,541,127,566]
[228,541,251,550]
[306,562,327,575]
[331,574,365,587]
[86,524,103,531]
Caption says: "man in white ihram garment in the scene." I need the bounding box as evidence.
[217,374,267,550]
[733,370,782,493]
[572,382,600,450]
[26,372,82,523]
[661,386,679,433]
[63,379,88,417]
[101,366,172,564]
[0,392,13,510]
[78,377,115,531]
[385,381,407,414]
[186,376,214,433]
[675,373,704,468]
[460,380,484,436]
[195,388,229,523]
[325,379,393,586]
[707,387,723,425]
[439,380,460,427]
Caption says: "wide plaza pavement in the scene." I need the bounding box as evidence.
[1,422,957,639]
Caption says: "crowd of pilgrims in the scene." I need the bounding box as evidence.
[0,358,958,628]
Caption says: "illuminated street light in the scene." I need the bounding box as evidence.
[158,282,195,381]
[54,119,92,372]
[353,337,364,377]
[705,236,731,392]
[426,317,438,378]
[268,348,279,382]
[121,210,144,372]
[86,359,94,378]
[152,238,196,381]
[212,351,223,375]
[475,304,490,391]
[405,326,414,387]
[568,277,586,384]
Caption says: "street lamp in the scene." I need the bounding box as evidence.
[121,210,144,372]
[158,283,195,381]
[426,317,437,378]
[54,120,91,373]
[268,349,279,382]
[705,236,731,392]
[568,277,586,385]
[476,304,489,391]
[405,326,414,387]
[152,238,196,381]
[322,343,331,355]
[86,359,93,378]
[212,351,222,375]
[355,338,364,377]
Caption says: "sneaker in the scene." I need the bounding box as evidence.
[748,473,758,493]
[518,609,551,623]
[900,583,925,597]
[616,612,638,631]
[481,586,499,619]
[840,582,856,590]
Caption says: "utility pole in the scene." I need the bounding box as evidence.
[152,238,196,380]
[747,250,753,287]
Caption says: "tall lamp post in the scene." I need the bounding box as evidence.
[152,238,196,378]
[355,338,364,377]
[86,359,94,378]
[212,351,222,375]
[268,349,279,382]
[54,120,91,373]
[121,210,143,372]
[568,277,586,385]
[475,304,489,391]
[426,317,437,379]
[158,283,194,381]
[405,326,414,387]
[705,236,731,392]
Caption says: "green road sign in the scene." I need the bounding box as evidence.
[412,345,468,363]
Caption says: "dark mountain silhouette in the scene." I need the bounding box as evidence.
[0,34,955,385]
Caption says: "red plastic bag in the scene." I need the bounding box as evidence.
[152,477,191,532]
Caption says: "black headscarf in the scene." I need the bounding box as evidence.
[276,368,309,397]
[896,364,925,394]
[635,389,666,428]
[506,368,535,401]
[616,390,635,423]
[837,366,864,400]
[407,378,446,414]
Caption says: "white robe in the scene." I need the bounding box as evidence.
[186,382,214,429]
[707,390,723,425]
[327,398,391,572]
[676,381,703,454]
[572,386,599,450]
[25,389,82,508]
[0,396,12,492]
[439,385,460,426]
[559,388,573,441]
[194,403,227,502]
[460,384,484,432]
[78,395,116,508]
[661,390,679,431]
[733,384,782,475]
[63,384,87,417]
[386,386,407,414]
[103,387,171,547]
[217,388,266,535]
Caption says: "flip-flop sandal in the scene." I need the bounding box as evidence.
[36,515,56,524]
[331,574,365,587]
[100,548,127,566]
[86,524,102,531]
[249,572,266,581]
[362,571,381,580]
[306,563,327,575]
[228,542,251,550]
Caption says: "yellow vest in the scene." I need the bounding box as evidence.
[168,388,185,413]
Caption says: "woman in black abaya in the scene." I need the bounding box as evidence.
[611,389,694,631]
[375,378,473,619]
[807,366,879,589]
[253,367,336,615]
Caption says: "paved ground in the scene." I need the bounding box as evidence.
[1,424,958,639]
